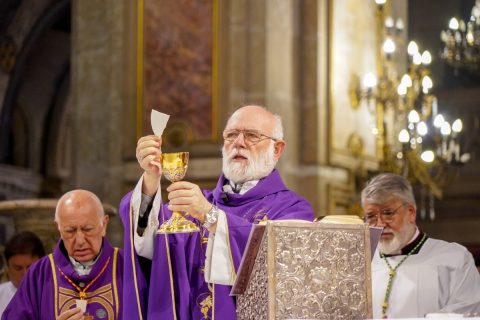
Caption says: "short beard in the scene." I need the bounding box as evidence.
[378,218,416,255]
[222,142,277,184]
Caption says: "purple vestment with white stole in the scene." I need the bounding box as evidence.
[2,239,123,320]
[120,169,314,319]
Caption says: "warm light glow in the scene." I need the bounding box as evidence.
[433,114,445,128]
[421,51,432,65]
[397,84,407,96]
[385,16,394,28]
[452,119,463,133]
[422,76,433,93]
[363,73,377,88]
[408,110,420,123]
[449,17,459,30]
[417,121,428,136]
[473,5,480,17]
[432,98,438,118]
[372,127,379,135]
[413,52,422,65]
[467,31,474,45]
[455,31,462,43]
[440,30,448,42]
[398,129,410,143]
[407,41,419,55]
[383,38,396,54]
[421,150,435,163]
[441,121,451,136]
[375,0,387,4]
[461,153,471,163]
[401,74,412,87]
[396,19,404,31]
[410,138,416,147]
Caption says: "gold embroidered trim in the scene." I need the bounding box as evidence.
[58,283,115,317]
[197,291,213,319]
[163,232,177,320]
[49,254,59,319]
[57,256,111,300]
[223,212,237,280]
[113,247,119,317]
[212,284,215,320]
[129,202,144,319]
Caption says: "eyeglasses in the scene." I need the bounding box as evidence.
[364,204,405,225]
[223,129,277,146]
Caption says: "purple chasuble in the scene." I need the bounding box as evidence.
[2,239,123,320]
[120,169,314,320]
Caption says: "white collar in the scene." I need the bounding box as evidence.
[68,250,101,276]
[223,180,259,195]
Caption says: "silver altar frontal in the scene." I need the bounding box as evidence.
[231,220,373,320]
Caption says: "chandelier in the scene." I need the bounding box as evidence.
[440,1,480,73]
[352,0,470,220]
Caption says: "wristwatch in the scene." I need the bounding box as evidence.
[202,205,219,229]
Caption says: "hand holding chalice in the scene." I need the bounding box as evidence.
[157,151,200,234]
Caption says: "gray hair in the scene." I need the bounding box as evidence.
[271,113,284,140]
[229,104,284,140]
[361,173,416,209]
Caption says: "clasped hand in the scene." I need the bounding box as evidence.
[167,181,212,223]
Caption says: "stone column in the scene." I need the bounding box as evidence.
[71,1,140,245]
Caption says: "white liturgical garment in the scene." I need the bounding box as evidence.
[0,281,16,317]
[371,237,480,319]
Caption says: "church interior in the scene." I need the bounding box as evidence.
[0,0,479,267]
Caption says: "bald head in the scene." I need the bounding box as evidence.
[55,189,105,224]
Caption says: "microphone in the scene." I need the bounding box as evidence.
[221,192,230,203]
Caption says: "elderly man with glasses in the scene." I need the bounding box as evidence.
[120,105,314,320]
[362,173,480,319]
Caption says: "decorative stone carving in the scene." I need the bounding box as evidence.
[0,165,42,200]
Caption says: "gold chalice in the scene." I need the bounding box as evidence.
[157,152,200,234]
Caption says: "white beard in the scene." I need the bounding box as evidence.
[222,142,277,184]
[378,219,416,255]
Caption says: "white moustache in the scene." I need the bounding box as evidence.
[228,149,250,161]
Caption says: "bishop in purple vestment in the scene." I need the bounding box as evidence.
[120,105,315,319]
[3,190,123,320]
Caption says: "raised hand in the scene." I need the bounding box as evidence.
[136,135,162,196]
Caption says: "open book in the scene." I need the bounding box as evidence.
[317,214,364,224]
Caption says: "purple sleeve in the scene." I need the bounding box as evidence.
[119,192,149,320]
[2,258,52,320]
